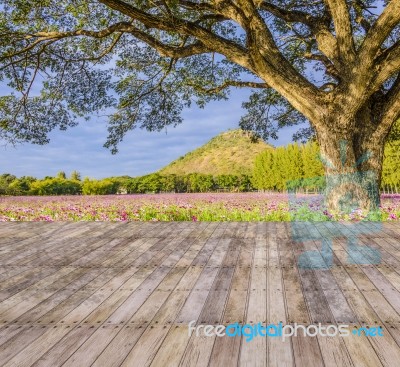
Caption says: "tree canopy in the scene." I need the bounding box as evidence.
[1,0,399,152]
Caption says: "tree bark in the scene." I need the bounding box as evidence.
[315,114,384,214]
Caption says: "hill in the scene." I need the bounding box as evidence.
[159,129,272,176]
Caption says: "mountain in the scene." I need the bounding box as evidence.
[159,129,272,176]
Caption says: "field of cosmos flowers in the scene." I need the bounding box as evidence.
[0,193,399,222]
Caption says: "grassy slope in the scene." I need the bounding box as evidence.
[159,129,272,176]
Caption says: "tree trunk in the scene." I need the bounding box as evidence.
[316,117,384,214]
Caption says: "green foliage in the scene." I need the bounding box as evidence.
[252,141,327,192]
[185,173,215,193]
[382,138,400,191]
[387,119,400,142]
[124,173,252,194]
[56,171,67,179]
[81,179,119,195]
[30,178,82,195]
[0,173,17,194]
[7,176,36,195]
[70,171,81,181]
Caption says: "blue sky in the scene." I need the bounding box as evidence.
[0,89,299,179]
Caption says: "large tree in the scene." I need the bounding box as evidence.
[0,0,399,211]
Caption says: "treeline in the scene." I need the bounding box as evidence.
[1,140,399,196]
[0,171,253,196]
[252,140,400,192]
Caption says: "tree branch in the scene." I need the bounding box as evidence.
[0,22,132,61]
[304,52,340,80]
[232,1,325,121]
[97,0,252,68]
[324,0,356,64]
[260,2,317,26]
[359,0,400,65]
[260,1,340,64]
[96,0,325,121]
[373,74,400,139]
[190,80,270,94]
[1,21,212,63]
[353,0,372,33]
[372,41,400,91]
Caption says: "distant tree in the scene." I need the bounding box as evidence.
[273,147,286,191]
[287,144,304,182]
[160,174,177,193]
[137,173,162,193]
[56,171,66,180]
[0,173,16,185]
[70,171,81,181]
[302,142,324,179]
[196,174,215,192]
[174,176,188,193]
[215,175,239,191]
[7,176,36,195]
[126,177,140,194]
[382,139,400,192]
[30,178,82,195]
[0,173,17,194]
[237,175,253,192]
[82,178,118,195]
[252,151,275,190]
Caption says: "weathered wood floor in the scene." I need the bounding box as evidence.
[0,221,400,366]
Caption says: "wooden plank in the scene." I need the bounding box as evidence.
[239,236,267,367]
[317,335,353,367]
[61,227,194,325]
[362,266,400,314]
[103,227,212,325]
[198,237,239,325]
[276,223,310,324]
[11,269,100,324]
[150,325,191,367]
[334,239,400,324]
[36,268,120,324]
[268,224,294,367]
[2,325,73,367]
[291,331,325,367]
[91,325,145,367]
[0,326,48,365]
[316,269,356,324]
[32,325,98,367]
[176,239,231,324]
[367,324,400,367]
[62,325,121,367]
[119,325,170,367]
[179,334,216,367]
[209,240,250,366]
[0,325,26,346]
[343,324,384,367]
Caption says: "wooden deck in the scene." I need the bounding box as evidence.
[0,221,400,366]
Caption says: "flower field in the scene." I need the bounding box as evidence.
[0,193,399,222]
